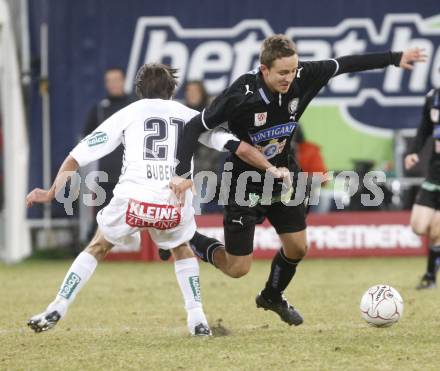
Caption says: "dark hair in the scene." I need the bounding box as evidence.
[260,35,297,68]
[134,63,178,99]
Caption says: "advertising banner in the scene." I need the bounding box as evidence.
[106,211,427,261]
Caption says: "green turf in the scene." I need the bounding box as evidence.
[1,257,439,370]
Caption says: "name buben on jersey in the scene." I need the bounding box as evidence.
[146,163,175,180]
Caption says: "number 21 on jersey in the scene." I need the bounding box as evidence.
[143,117,184,161]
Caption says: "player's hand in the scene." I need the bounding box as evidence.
[25,188,54,208]
[169,176,193,206]
[278,166,293,189]
[266,166,290,179]
[400,48,427,70]
[404,153,419,170]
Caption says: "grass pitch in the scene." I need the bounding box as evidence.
[1,257,439,370]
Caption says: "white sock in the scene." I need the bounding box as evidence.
[174,257,208,330]
[47,251,98,318]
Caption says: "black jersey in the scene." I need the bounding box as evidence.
[201,60,338,194]
[176,51,402,196]
[205,60,340,157]
[410,88,440,184]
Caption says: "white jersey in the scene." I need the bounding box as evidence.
[71,99,199,202]
[70,98,239,250]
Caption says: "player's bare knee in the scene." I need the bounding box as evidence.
[297,244,308,259]
[289,247,307,259]
[227,265,250,278]
[411,222,429,236]
[223,254,252,278]
[283,243,307,260]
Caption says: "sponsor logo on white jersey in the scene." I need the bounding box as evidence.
[126,199,181,230]
[86,131,108,147]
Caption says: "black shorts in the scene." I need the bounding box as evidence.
[414,186,440,210]
[223,200,306,256]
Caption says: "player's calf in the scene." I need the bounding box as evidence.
[189,231,223,264]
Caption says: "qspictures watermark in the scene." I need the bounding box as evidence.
[54,165,387,215]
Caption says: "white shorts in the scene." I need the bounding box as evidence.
[97,194,196,250]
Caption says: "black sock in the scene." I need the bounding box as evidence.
[426,245,440,280]
[190,231,223,265]
[262,249,301,303]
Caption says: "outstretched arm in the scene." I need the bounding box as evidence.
[27,106,130,208]
[26,155,79,207]
[335,47,427,76]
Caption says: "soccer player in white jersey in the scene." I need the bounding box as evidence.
[25,64,217,336]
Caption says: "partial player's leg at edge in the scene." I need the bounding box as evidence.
[28,229,211,336]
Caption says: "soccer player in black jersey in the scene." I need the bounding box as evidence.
[405,87,440,290]
[172,35,426,325]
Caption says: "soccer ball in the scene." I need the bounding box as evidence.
[360,285,404,327]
